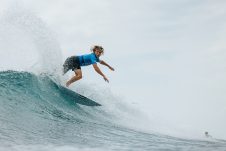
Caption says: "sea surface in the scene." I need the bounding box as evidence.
[0,71,226,151]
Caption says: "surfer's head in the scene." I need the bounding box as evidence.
[91,45,104,57]
[205,131,210,137]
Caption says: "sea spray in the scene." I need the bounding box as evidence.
[0,5,62,77]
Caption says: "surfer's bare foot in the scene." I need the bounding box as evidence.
[66,82,70,87]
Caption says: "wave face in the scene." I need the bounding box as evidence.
[0,70,226,151]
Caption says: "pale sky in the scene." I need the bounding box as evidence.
[0,0,226,139]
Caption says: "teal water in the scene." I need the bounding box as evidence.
[0,70,226,151]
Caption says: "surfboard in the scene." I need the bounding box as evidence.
[57,85,101,106]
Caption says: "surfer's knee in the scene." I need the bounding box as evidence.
[74,69,82,80]
[77,74,82,79]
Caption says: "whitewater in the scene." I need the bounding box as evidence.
[0,5,226,151]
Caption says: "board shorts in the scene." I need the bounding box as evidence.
[63,56,81,74]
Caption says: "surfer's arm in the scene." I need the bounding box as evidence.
[93,64,109,82]
[99,60,114,71]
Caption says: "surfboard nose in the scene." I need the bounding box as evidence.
[57,85,101,106]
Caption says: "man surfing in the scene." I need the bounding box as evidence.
[63,45,114,87]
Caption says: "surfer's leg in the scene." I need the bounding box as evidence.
[66,69,82,87]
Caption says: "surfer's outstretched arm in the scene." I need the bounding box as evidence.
[100,60,114,71]
[93,64,109,83]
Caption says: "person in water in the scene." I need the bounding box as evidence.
[63,45,114,87]
[204,131,212,138]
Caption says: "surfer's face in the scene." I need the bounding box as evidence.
[94,49,102,57]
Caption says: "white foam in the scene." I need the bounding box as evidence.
[0,5,62,77]
[0,145,106,151]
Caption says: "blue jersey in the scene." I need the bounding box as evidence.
[78,53,100,66]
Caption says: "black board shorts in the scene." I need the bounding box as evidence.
[63,56,81,74]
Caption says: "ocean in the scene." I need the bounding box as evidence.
[0,71,226,151]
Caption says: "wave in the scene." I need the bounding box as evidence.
[1,70,226,151]
[0,70,102,119]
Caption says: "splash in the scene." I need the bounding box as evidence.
[0,6,62,76]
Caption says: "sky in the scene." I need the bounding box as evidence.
[0,0,226,139]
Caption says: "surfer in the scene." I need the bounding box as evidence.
[205,132,212,138]
[63,45,114,87]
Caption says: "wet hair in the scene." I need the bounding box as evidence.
[91,45,104,54]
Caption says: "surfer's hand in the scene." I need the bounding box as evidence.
[109,66,114,71]
[103,76,109,83]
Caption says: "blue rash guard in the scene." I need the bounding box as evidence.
[78,53,100,66]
